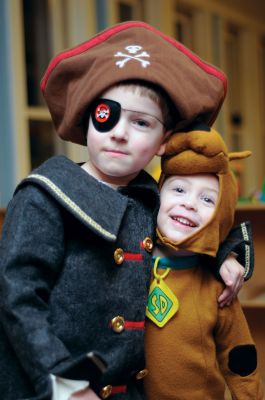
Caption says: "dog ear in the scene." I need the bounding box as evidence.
[228,150,252,161]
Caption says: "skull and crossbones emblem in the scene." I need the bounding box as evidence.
[95,104,110,122]
[114,45,151,68]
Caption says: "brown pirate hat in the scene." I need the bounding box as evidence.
[41,21,227,145]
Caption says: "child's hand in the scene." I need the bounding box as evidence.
[70,387,100,400]
[218,254,245,308]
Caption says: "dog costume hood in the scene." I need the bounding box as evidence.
[157,123,251,256]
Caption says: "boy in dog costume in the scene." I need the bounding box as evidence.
[145,122,264,400]
[0,22,253,400]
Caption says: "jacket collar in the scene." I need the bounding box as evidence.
[17,156,159,241]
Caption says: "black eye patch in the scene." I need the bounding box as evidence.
[91,98,121,132]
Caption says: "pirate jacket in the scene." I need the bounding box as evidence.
[0,156,159,399]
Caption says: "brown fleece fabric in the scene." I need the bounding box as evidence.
[157,127,251,256]
[144,126,264,399]
[41,21,227,145]
[145,265,264,400]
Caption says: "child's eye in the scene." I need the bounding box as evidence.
[201,195,215,205]
[132,119,150,128]
[174,187,184,194]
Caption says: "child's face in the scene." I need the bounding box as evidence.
[157,174,219,242]
[85,86,167,185]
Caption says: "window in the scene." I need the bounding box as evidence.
[23,0,52,107]
[259,36,265,178]
[19,0,96,172]
[110,0,144,23]
[22,0,63,169]
[174,3,194,50]
[29,120,56,169]
[223,24,244,151]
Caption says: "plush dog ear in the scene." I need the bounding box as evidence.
[228,150,252,161]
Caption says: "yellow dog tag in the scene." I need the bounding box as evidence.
[146,257,179,327]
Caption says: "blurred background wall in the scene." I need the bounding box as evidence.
[1,0,265,206]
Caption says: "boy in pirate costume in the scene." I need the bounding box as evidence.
[145,123,264,400]
[0,22,253,400]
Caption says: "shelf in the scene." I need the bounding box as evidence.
[236,202,265,211]
[239,290,265,308]
[241,300,265,308]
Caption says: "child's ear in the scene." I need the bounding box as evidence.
[156,130,172,156]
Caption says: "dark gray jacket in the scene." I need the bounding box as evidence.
[0,156,159,399]
[0,156,253,400]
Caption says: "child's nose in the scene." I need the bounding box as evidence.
[110,115,128,141]
[182,196,198,211]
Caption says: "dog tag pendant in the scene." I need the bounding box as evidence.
[146,258,179,328]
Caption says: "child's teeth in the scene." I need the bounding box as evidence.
[174,216,196,227]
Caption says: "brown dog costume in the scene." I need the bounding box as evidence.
[145,124,264,399]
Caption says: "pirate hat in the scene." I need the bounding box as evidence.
[157,122,251,256]
[41,21,227,146]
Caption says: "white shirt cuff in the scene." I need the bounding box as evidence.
[51,374,89,400]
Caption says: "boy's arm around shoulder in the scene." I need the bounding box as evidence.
[215,221,254,281]
[0,185,106,397]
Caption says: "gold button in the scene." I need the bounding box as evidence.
[111,315,125,333]
[143,237,153,252]
[114,248,124,264]
[136,368,149,380]
[100,385,112,399]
